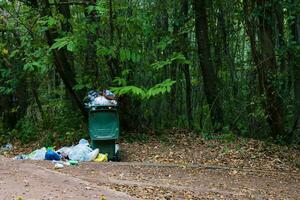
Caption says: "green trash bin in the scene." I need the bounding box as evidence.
[88,106,120,160]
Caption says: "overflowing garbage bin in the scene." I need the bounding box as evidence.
[86,90,120,161]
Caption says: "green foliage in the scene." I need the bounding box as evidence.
[146,79,176,99]
[10,118,37,144]
[110,79,176,99]
[0,0,299,147]
[110,85,146,98]
[151,52,191,70]
[50,36,77,52]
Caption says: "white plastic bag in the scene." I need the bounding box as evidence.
[68,144,93,162]
[31,147,47,160]
[79,139,89,146]
[94,96,111,105]
[57,147,72,157]
[86,149,99,161]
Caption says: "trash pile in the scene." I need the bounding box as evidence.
[85,89,117,108]
[0,143,13,155]
[14,139,108,169]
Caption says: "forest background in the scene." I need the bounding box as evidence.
[0,0,299,147]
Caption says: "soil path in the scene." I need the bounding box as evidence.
[2,157,298,199]
[0,156,135,200]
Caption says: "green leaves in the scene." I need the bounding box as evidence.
[110,79,176,99]
[96,46,116,57]
[0,0,7,7]
[23,61,41,71]
[146,79,176,99]
[157,37,174,51]
[50,36,76,52]
[73,75,93,91]
[119,48,141,63]
[110,86,146,98]
[47,17,58,27]
[151,52,191,70]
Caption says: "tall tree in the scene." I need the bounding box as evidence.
[180,0,193,129]
[255,0,285,137]
[39,0,87,119]
[193,0,223,129]
[290,5,300,135]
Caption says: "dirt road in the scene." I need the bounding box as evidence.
[0,156,135,200]
[1,156,299,200]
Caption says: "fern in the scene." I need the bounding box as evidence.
[146,79,176,99]
[110,79,176,99]
[50,37,76,52]
[110,86,146,98]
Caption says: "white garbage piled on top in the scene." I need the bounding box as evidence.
[85,89,117,108]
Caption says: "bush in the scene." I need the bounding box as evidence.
[9,117,38,144]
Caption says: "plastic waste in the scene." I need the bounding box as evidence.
[29,147,47,160]
[56,147,72,159]
[52,160,70,166]
[0,143,13,153]
[94,96,113,106]
[87,149,99,161]
[68,160,79,165]
[85,89,117,108]
[56,139,97,162]
[68,144,93,162]
[88,90,99,102]
[45,150,61,161]
[94,153,108,162]
[47,146,55,151]
[115,144,120,154]
[14,154,29,160]
[103,89,115,97]
[54,163,64,169]
[79,139,89,146]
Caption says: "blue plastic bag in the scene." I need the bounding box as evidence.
[45,150,61,161]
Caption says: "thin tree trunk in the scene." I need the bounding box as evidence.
[31,77,44,119]
[84,0,100,85]
[256,0,285,138]
[180,0,193,129]
[40,0,88,119]
[193,0,223,129]
[291,13,300,134]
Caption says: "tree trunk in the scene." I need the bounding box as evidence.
[243,0,262,136]
[31,77,44,119]
[256,0,285,138]
[291,13,300,135]
[180,0,193,129]
[40,0,87,119]
[84,0,101,85]
[193,0,223,129]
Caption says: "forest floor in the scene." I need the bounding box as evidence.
[1,130,300,199]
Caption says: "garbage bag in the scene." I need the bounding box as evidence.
[14,154,29,160]
[88,90,99,102]
[0,143,12,153]
[79,139,89,146]
[93,96,113,106]
[94,153,108,162]
[68,144,93,162]
[103,89,116,100]
[103,89,115,97]
[29,147,47,160]
[45,150,61,161]
[86,149,99,161]
[56,147,72,159]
